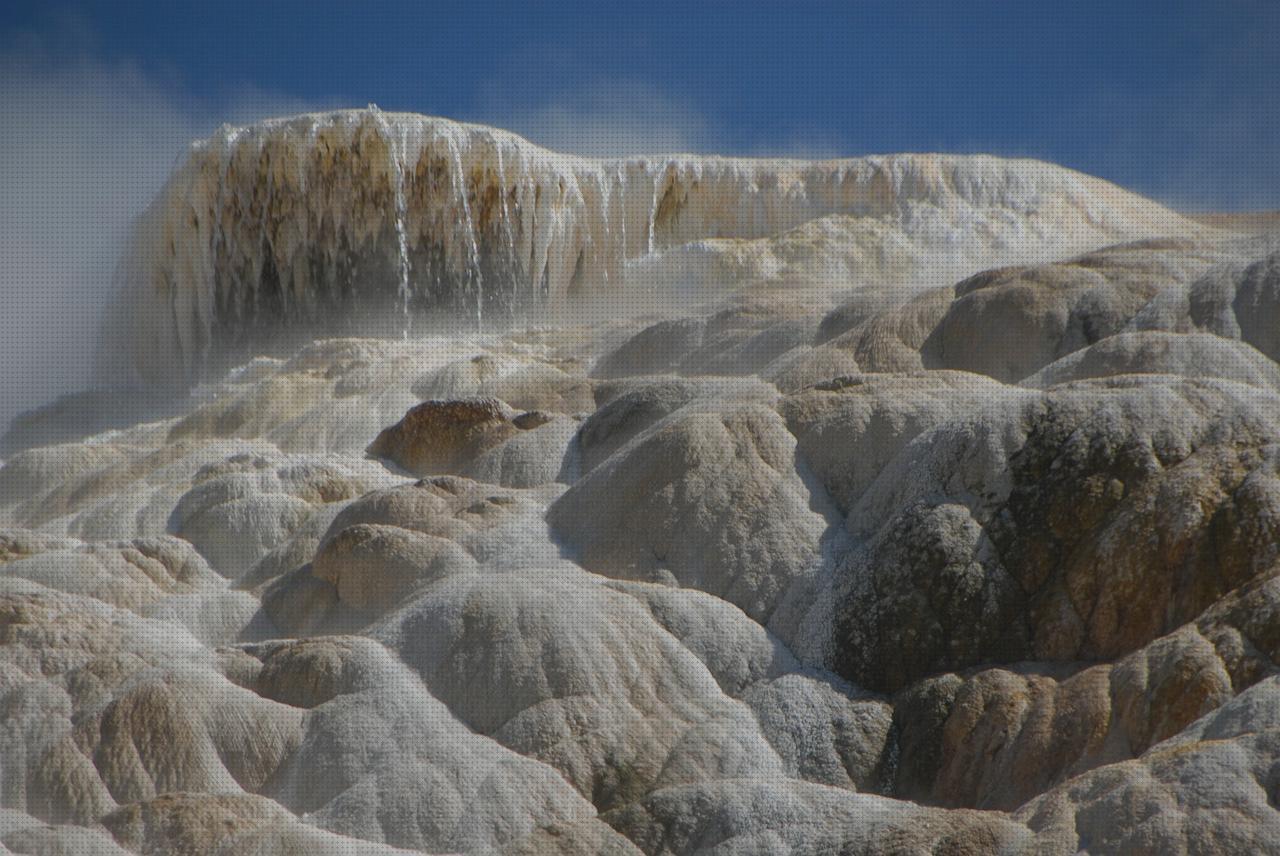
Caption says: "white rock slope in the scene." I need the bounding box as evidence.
[5,111,1279,854]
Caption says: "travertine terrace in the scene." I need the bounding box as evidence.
[4,109,1280,855]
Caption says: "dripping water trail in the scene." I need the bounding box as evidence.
[207,128,241,377]
[446,134,484,334]
[618,168,629,264]
[370,105,414,339]
[647,166,661,255]
[492,136,520,319]
[598,171,612,291]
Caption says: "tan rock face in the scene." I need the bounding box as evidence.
[102,793,278,855]
[825,286,955,373]
[256,474,549,635]
[244,639,371,709]
[413,355,596,414]
[892,625,1238,811]
[781,371,1017,514]
[549,400,830,633]
[826,377,1280,695]
[992,397,1280,664]
[1014,676,1280,854]
[98,792,417,856]
[918,241,1226,383]
[311,522,476,613]
[1023,330,1280,390]
[365,397,575,487]
[367,396,520,474]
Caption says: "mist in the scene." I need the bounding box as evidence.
[475,78,843,161]
[0,23,316,437]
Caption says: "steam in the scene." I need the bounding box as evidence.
[477,79,844,160]
[477,80,718,157]
[0,23,317,435]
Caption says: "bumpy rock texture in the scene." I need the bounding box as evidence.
[6,110,1280,854]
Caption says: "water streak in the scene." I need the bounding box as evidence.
[445,132,484,333]
[492,136,521,309]
[370,105,414,337]
[647,167,660,254]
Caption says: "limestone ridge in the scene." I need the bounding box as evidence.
[106,108,1197,386]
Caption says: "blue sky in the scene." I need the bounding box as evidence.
[3,1,1278,209]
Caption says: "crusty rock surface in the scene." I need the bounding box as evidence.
[827,377,1280,692]
[1023,330,1280,390]
[367,397,522,475]
[9,112,1280,854]
[548,397,832,638]
[916,241,1221,380]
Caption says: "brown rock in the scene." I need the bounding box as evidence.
[892,621,1241,811]
[368,397,519,475]
[311,522,476,613]
[102,792,289,856]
